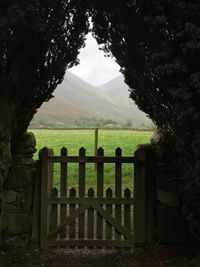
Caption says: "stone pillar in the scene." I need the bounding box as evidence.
[3,132,37,247]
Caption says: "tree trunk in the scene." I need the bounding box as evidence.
[0,127,12,246]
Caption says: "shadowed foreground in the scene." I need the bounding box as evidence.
[0,247,199,267]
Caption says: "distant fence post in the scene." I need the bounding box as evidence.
[39,147,54,249]
[134,144,156,250]
[94,128,99,171]
[94,128,99,156]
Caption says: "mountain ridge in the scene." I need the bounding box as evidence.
[30,72,152,128]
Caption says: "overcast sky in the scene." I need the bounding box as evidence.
[69,33,121,86]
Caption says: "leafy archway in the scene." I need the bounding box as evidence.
[0,0,90,241]
[90,0,200,239]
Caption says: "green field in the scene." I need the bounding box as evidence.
[31,129,152,194]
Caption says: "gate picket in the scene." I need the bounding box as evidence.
[60,147,67,238]
[78,148,86,242]
[124,188,131,231]
[97,147,104,242]
[50,188,58,235]
[88,188,95,249]
[115,147,122,240]
[69,188,76,242]
[88,188,94,240]
[106,188,113,242]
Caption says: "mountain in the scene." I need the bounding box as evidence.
[98,76,152,127]
[30,72,152,128]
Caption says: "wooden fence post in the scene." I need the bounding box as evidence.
[39,147,54,249]
[134,144,156,250]
[134,146,146,249]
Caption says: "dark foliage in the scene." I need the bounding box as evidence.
[0,0,89,138]
[90,1,200,238]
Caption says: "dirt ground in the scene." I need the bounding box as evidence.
[0,247,200,267]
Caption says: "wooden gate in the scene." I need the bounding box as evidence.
[39,146,155,249]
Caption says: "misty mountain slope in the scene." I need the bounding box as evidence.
[99,76,152,126]
[31,72,152,128]
[53,72,130,119]
[99,75,129,100]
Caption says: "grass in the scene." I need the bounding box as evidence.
[31,129,152,194]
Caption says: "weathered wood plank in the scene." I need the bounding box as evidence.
[106,188,113,240]
[60,147,67,238]
[50,188,58,235]
[39,147,54,249]
[49,197,134,205]
[97,147,104,240]
[60,147,67,196]
[115,147,122,240]
[88,188,94,245]
[78,147,86,240]
[49,239,134,248]
[124,188,131,231]
[69,188,76,240]
[97,148,104,197]
[115,148,122,197]
[48,149,54,194]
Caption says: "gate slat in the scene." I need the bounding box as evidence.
[106,188,113,242]
[78,147,86,241]
[88,188,94,249]
[50,188,58,236]
[88,188,94,239]
[97,147,104,241]
[124,188,131,231]
[60,147,67,239]
[69,188,76,242]
[115,147,122,240]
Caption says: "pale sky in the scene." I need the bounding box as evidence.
[69,33,121,86]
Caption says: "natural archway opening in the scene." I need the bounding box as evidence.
[29,31,153,207]
[30,32,152,130]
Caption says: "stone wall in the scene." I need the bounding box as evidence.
[3,132,37,247]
